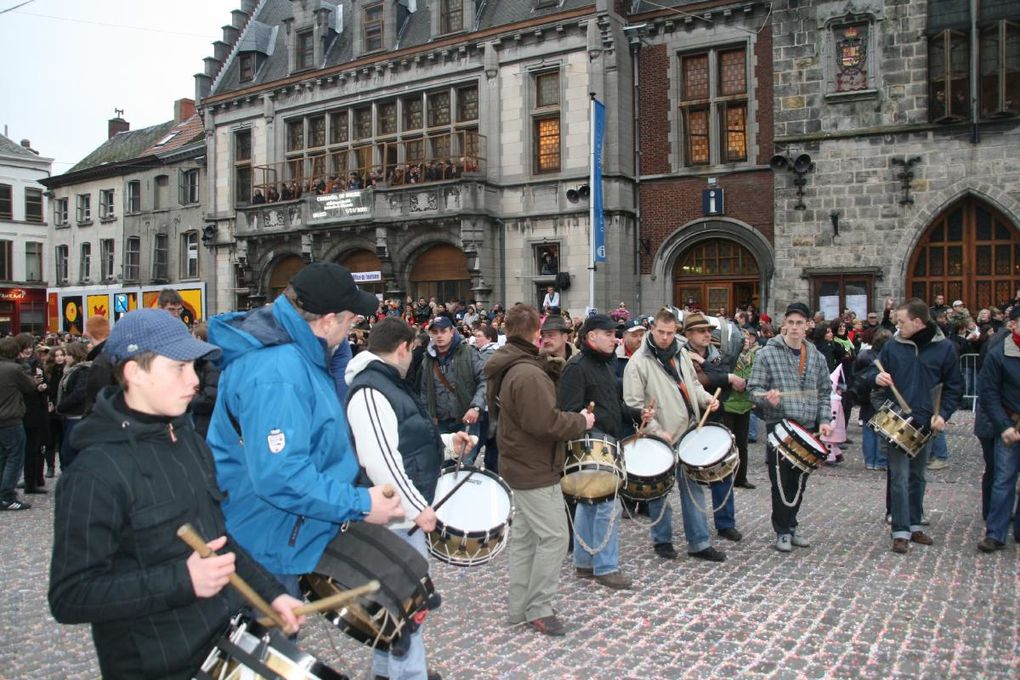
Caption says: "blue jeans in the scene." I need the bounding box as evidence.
[647,472,712,553]
[0,424,26,503]
[985,439,1020,543]
[572,499,621,575]
[748,413,760,443]
[861,427,887,468]
[60,418,81,469]
[373,528,429,680]
[929,431,948,461]
[886,440,929,540]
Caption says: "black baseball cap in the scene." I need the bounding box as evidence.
[290,263,379,317]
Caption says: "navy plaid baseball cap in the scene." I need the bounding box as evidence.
[105,309,221,363]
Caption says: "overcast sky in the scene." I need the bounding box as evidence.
[0,0,239,172]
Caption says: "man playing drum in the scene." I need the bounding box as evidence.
[623,308,725,562]
[558,314,650,589]
[747,302,834,553]
[870,298,961,554]
[486,304,594,636]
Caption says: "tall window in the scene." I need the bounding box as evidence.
[79,242,92,281]
[929,30,971,121]
[76,193,92,223]
[124,236,141,281]
[533,71,561,174]
[54,197,68,226]
[101,239,115,280]
[441,0,463,34]
[364,2,384,52]
[0,241,11,281]
[0,184,11,220]
[296,29,315,70]
[979,20,1020,117]
[179,169,200,205]
[154,175,169,210]
[99,188,115,219]
[679,46,749,166]
[55,245,69,285]
[25,187,43,223]
[153,233,168,280]
[235,129,252,204]
[240,52,255,82]
[25,242,42,282]
[182,231,199,279]
[127,181,141,213]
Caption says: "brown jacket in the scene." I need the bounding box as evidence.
[485,337,588,490]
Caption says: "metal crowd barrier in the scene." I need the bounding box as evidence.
[960,353,979,410]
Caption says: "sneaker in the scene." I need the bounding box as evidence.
[885,514,892,525]
[977,537,1006,553]
[654,543,678,560]
[718,528,743,542]
[689,546,726,562]
[875,465,888,471]
[594,571,633,590]
[910,531,933,545]
[1,499,31,511]
[927,459,949,471]
[920,511,930,526]
[891,538,909,554]
[774,534,792,553]
[528,615,567,637]
[575,566,595,579]
[865,465,875,470]
[790,532,810,548]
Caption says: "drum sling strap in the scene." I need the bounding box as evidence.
[194,637,287,680]
[667,358,698,423]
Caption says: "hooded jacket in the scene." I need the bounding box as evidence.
[485,337,588,489]
[49,387,285,680]
[206,297,371,575]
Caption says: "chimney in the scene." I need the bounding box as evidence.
[174,98,196,123]
[108,111,130,138]
[20,139,39,155]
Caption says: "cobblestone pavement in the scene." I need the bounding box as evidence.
[2,411,1018,679]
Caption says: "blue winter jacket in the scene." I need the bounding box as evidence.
[872,324,962,425]
[978,332,1020,438]
[206,297,371,575]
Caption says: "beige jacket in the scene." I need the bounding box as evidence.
[622,340,714,443]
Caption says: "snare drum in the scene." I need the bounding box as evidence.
[769,419,828,472]
[620,435,677,501]
[561,434,626,504]
[868,401,932,458]
[301,523,434,651]
[197,613,348,680]
[676,424,739,485]
[427,466,514,567]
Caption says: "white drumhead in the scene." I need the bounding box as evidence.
[623,438,675,477]
[433,470,511,532]
[677,425,732,467]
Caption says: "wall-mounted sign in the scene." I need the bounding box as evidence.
[352,270,382,283]
[309,189,373,222]
[702,188,725,216]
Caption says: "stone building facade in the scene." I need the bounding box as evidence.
[770,0,1020,319]
[197,0,638,315]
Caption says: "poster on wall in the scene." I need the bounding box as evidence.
[143,288,203,326]
[87,294,110,319]
[48,293,59,333]
[113,293,138,321]
[62,296,83,335]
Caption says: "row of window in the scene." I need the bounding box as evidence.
[52,233,200,285]
[52,171,200,226]
[0,241,43,282]
[0,184,44,223]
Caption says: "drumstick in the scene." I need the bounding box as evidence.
[407,468,478,536]
[931,384,943,426]
[587,401,595,412]
[177,524,289,631]
[697,388,722,430]
[381,484,396,498]
[874,359,912,414]
[637,398,656,436]
[256,580,380,627]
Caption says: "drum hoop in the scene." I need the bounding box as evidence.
[432,518,509,541]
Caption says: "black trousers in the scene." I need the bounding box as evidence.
[722,410,751,485]
[23,425,46,490]
[765,423,810,536]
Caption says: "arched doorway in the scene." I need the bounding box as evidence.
[409,244,471,303]
[268,255,305,301]
[907,198,1020,309]
[339,248,384,296]
[673,238,760,314]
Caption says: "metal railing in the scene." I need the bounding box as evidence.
[960,352,978,410]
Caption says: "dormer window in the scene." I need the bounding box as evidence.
[364,2,384,52]
[240,53,256,82]
[296,29,315,70]
[441,0,463,34]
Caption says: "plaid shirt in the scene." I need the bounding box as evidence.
[747,335,831,428]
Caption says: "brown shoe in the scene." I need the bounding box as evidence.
[575,566,595,579]
[891,538,909,554]
[910,531,933,545]
[594,571,633,590]
[528,615,567,637]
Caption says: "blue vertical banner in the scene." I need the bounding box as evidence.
[591,98,607,264]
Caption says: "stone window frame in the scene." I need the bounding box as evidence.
[181,230,200,280]
[99,188,115,220]
[79,241,91,282]
[55,244,69,284]
[669,30,759,174]
[124,236,141,282]
[53,197,68,227]
[100,238,115,281]
[821,12,882,103]
[529,65,563,176]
